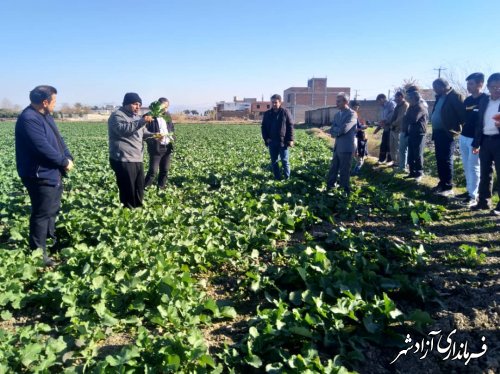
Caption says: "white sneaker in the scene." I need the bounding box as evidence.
[460,196,477,207]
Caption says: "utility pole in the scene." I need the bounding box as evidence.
[434,66,447,78]
[354,89,359,99]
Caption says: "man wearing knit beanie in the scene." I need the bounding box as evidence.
[123,92,142,106]
[107,92,153,208]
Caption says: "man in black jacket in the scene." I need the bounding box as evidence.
[471,73,500,215]
[261,94,294,180]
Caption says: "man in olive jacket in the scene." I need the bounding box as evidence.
[430,78,465,196]
[390,91,409,170]
[261,94,294,180]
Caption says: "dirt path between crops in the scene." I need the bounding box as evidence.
[348,184,500,373]
[307,127,500,373]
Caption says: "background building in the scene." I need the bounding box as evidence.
[215,96,271,120]
[284,78,350,123]
[250,101,271,119]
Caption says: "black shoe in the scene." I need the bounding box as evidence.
[456,192,469,199]
[471,201,491,211]
[431,185,444,195]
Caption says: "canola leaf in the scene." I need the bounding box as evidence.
[0,311,12,321]
[21,343,43,367]
[245,354,263,368]
[220,306,237,319]
[198,354,216,368]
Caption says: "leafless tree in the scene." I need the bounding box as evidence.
[393,77,422,95]
[442,64,495,97]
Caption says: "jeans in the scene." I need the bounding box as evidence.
[408,134,425,177]
[399,133,408,169]
[459,135,480,199]
[145,144,173,189]
[22,179,63,250]
[327,151,353,192]
[478,135,500,203]
[268,142,290,180]
[433,130,456,190]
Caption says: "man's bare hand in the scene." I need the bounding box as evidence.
[288,141,294,147]
[144,115,153,123]
[472,148,480,154]
[65,159,74,172]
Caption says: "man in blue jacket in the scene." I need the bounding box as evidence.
[15,85,74,266]
[261,94,294,180]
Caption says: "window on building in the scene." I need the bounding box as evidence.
[266,105,270,109]
[287,94,291,103]
[256,104,260,109]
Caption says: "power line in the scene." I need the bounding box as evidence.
[434,66,447,78]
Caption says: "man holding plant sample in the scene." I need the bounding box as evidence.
[108,92,153,208]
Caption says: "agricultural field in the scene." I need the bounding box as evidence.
[0,122,498,373]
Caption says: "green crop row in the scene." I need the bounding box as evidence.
[0,122,442,373]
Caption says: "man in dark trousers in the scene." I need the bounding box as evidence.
[472,73,500,215]
[144,97,175,190]
[375,93,396,165]
[327,93,358,193]
[261,94,294,180]
[430,78,465,196]
[15,85,74,266]
[108,93,153,208]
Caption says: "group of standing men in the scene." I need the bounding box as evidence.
[260,73,500,217]
[371,73,500,215]
[13,74,500,266]
[15,88,174,265]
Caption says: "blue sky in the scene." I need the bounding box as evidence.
[1,0,498,112]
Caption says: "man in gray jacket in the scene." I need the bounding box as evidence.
[326,93,358,193]
[108,92,153,208]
